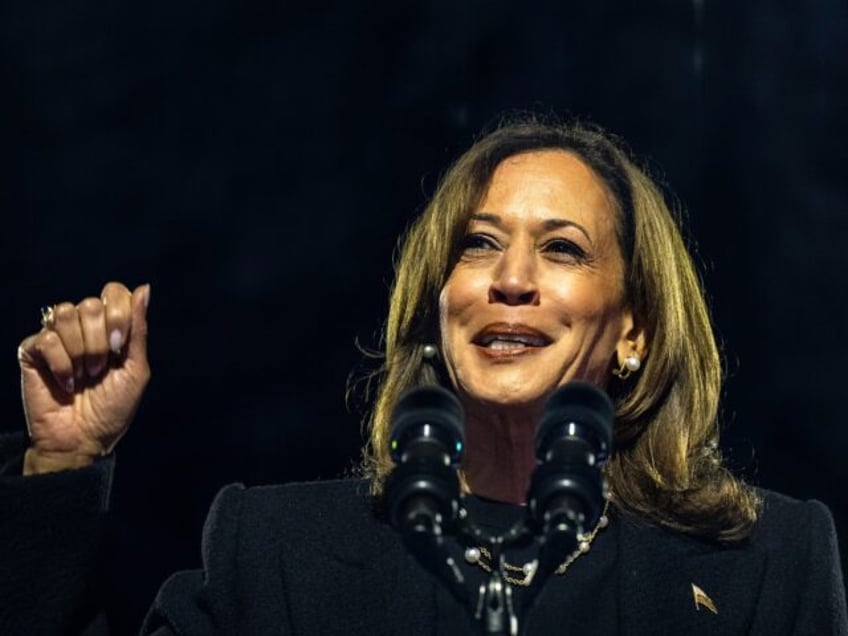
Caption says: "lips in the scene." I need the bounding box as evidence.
[472,323,553,350]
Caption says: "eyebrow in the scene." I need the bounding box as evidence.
[470,212,593,244]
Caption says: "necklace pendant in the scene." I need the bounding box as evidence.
[521,559,538,584]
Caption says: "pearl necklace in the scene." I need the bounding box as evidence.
[462,497,611,587]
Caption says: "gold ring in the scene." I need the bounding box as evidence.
[40,306,56,329]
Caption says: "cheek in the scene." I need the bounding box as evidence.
[439,271,484,334]
[438,271,484,378]
[438,283,463,388]
[547,271,624,321]
[438,283,461,357]
[438,286,451,340]
[546,279,602,325]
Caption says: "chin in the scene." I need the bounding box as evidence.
[458,377,554,411]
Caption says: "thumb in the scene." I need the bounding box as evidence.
[127,284,150,365]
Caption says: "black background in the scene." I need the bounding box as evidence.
[2,0,846,631]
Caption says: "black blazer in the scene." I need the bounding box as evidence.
[143,480,847,635]
[1,433,846,635]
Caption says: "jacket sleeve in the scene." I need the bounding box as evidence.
[0,432,115,636]
[792,500,848,635]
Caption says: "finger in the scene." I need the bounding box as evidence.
[19,330,75,394]
[101,282,132,357]
[17,334,39,369]
[77,297,109,377]
[126,284,150,367]
[51,302,86,380]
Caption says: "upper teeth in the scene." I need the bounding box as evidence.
[483,335,542,347]
[488,340,527,350]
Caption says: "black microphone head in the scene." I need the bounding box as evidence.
[535,382,614,463]
[389,385,465,465]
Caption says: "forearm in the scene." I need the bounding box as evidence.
[0,432,114,634]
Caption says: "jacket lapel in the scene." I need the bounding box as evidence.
[619,518,767,635]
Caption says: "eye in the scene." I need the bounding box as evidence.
[460,233,499,253]
[542,239,587,262]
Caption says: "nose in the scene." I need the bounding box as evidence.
[488,245,540,306]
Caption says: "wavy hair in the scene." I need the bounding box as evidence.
[360,115,759,542]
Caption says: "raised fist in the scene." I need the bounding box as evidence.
[17,282,151,475]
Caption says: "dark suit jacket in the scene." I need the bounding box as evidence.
[141,479,848,636]
[1,432,846,635]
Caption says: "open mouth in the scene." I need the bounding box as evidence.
[472,323,552,352]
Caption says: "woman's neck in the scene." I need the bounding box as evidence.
[461,404,540,504]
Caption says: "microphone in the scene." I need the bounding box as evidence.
[527,382,614,567]
[384,385,465,537]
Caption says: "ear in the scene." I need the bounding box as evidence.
[615,308,648,368]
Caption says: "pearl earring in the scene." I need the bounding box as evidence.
[613,352,641,380]
[422,344,438,359]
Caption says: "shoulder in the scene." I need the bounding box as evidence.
[200,478,388,557]
[617,487,841,590]
[747,488,848,632]
[208,477,374,524]
[748,487,843,585]
[150,478,393,633]
[616,488,846,634]
[749,487,838,548]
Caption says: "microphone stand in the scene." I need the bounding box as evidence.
[387,382,612,636]
[455,515,530,636]
[389,455,599,636]
[476,571,516,636]
[453,508,581,636]
[390,464,602,636]
[389,458,471,610]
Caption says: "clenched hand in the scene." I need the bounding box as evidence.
[17,282,151,475]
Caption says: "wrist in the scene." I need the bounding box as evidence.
[23,447,101,476]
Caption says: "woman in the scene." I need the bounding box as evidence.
[4,117,847,635]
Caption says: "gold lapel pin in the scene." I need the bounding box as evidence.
[691,582,718,614]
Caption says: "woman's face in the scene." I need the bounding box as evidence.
[438,150,635,411]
